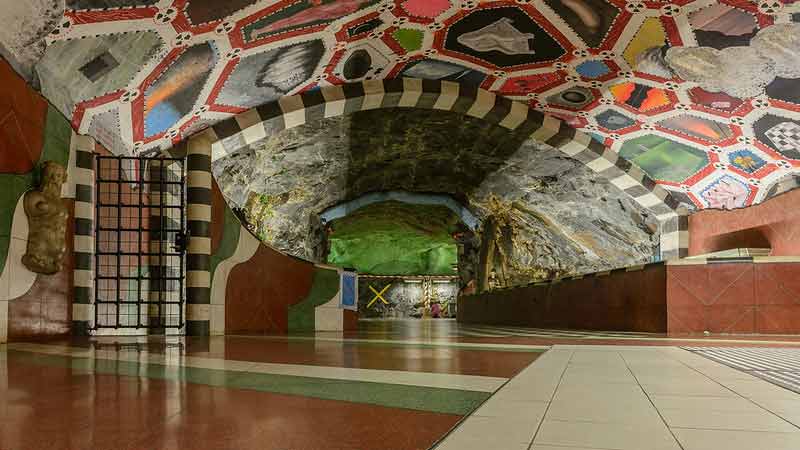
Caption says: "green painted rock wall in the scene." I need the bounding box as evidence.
[326,201,459,276]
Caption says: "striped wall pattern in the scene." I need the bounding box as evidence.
[71,134,96,335]
[189,79,688,260]
[185,131,214,336]
[685,347,800,395]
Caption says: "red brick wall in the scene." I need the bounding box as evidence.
[688,189,800,256]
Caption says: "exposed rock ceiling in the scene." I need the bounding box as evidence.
[2,0,800,210]
[214,108,660,286]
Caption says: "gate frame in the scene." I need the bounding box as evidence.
[71,137,189,334]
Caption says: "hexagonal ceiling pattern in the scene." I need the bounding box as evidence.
[29,0,800,209]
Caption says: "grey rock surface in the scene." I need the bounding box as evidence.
[469,139,659,287]
[213,110,659,287]
[0,0,65,83]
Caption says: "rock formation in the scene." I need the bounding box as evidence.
[213,109,659,289]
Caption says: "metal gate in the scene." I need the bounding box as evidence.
[94,155,187,331]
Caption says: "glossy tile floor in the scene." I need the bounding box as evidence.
[2,319,800,450]
[439,345,800,450]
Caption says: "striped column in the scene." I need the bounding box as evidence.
[658,208,690,260]
[72,134,96,335]
[185,130,214,336]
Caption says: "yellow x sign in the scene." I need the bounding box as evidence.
[367,283,391,308]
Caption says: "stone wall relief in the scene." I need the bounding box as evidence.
[22,161,69,275]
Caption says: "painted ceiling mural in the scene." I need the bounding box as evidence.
[12,0,800,210]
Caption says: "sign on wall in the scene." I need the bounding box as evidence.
[340,270,358,311]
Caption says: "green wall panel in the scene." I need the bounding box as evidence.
[209,203,243,283]
[287,267,340,332]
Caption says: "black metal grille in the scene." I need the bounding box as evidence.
[94,155,186,330]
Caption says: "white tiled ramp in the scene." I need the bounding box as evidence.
[434,345,800,450]
[684,347,800,394]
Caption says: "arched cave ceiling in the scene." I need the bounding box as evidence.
[213,108,660,286]
[2,0,800,210]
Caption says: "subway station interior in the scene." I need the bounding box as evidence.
[1,1,800,449]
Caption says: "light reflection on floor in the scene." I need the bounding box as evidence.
[2,319,800,449]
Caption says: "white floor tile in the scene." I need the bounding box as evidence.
[673,428,800,450]
[560,366,637,385]
[445,415,537,447]
[435,432,531,450]
[444,345,800,450]
[474,399,548,421]
[650,394,762,412]
[531,446,608,450]
[659,407,797,432]
[639,378,737,397]
[534,419,681,450]
[748,398,800,427]
[720,379,800,401]
[547,398,662,425]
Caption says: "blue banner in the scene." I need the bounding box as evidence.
[340,271,358,311]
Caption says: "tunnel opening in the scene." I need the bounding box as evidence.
[212,104,663,305]
[322,200,466,319]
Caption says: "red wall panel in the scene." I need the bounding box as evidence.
[689,189,800,256]
[666,262,800,334]
[225,241,316,334]
[0,58,47,174]
[458,264,668,333]
[460,261,800,335]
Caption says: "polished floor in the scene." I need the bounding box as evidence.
[1,319,800,449]
[439,345,800,450]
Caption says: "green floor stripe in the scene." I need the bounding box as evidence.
[9,350,489,415]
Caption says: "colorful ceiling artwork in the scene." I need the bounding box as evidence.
[143,42,217,137]
[19,0,800,210]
